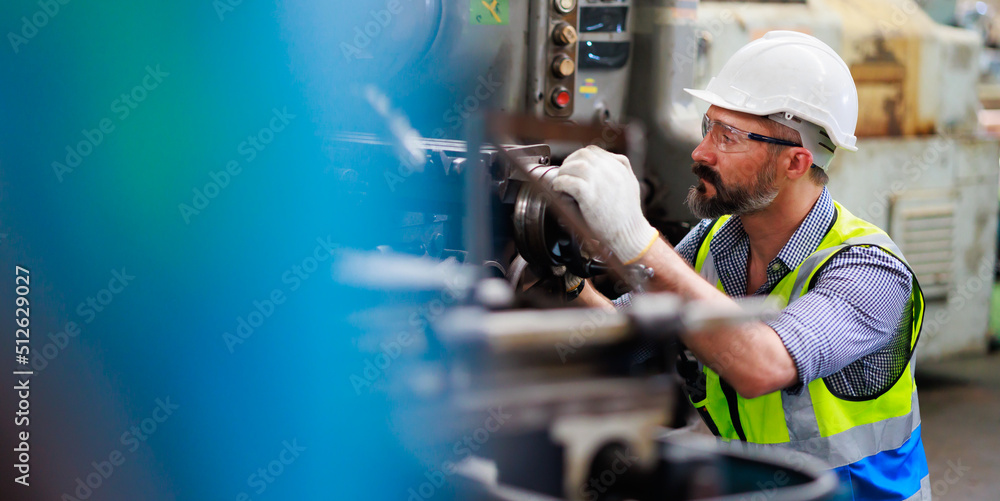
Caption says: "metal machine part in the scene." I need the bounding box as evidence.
[511,167,608,279]
[376,292,827,501]
[332,126,610,284]
[512,173,560,267]
[454,433,839,501]
[485,112,652,287]
[338,245,827,501]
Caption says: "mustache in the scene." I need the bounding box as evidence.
[685,160,779,219]
[691,163,720,186]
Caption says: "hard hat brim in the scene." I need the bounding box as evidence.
[683,88,735,113]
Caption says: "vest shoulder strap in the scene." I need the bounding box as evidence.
[789,203,909,304]
[693,217,730,286]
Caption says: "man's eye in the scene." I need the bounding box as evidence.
[721,132,735,143]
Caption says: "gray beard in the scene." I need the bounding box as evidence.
[685,161,779,219]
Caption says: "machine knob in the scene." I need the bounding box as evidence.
[552,22,577,46]
[551,55,575,78]
[553,0,576,14]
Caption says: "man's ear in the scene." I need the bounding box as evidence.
[784,147,814,180]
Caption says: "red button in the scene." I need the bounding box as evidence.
[552,88,571,108]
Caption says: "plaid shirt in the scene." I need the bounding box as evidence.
[615,188,913,392]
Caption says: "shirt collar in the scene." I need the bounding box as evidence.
[712,186,835,273]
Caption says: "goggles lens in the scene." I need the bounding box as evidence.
[701,114,802,153]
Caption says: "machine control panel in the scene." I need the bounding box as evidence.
[543,0,580,118]
[573,0,632,123]
[528,0,633,124]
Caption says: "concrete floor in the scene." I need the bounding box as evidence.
[917,349,1000,500]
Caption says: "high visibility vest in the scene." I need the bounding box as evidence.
[690,201,931,500]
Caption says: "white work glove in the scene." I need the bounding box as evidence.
[552,145,659,264]
[552,265,584,300]
[564,273,583,292]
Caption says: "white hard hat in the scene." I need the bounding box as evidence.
[684,31,859,169]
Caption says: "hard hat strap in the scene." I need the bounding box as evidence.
[767,113,836,169]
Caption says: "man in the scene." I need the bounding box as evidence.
[554,32,930,500]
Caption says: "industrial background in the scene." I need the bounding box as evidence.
[0,0,998,500]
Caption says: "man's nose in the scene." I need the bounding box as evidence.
[692,135,716,165]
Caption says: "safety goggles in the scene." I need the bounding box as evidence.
[701,114,802,153]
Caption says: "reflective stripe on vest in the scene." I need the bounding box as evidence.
[691,201,931,500]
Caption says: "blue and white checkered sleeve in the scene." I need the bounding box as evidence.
[674,219,715,267]
[611,219,714,310]
[767,245,913,386]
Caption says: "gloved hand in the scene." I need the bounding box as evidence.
[564,272,584,299]
[552,265,584,301]
[552,145,659,264]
